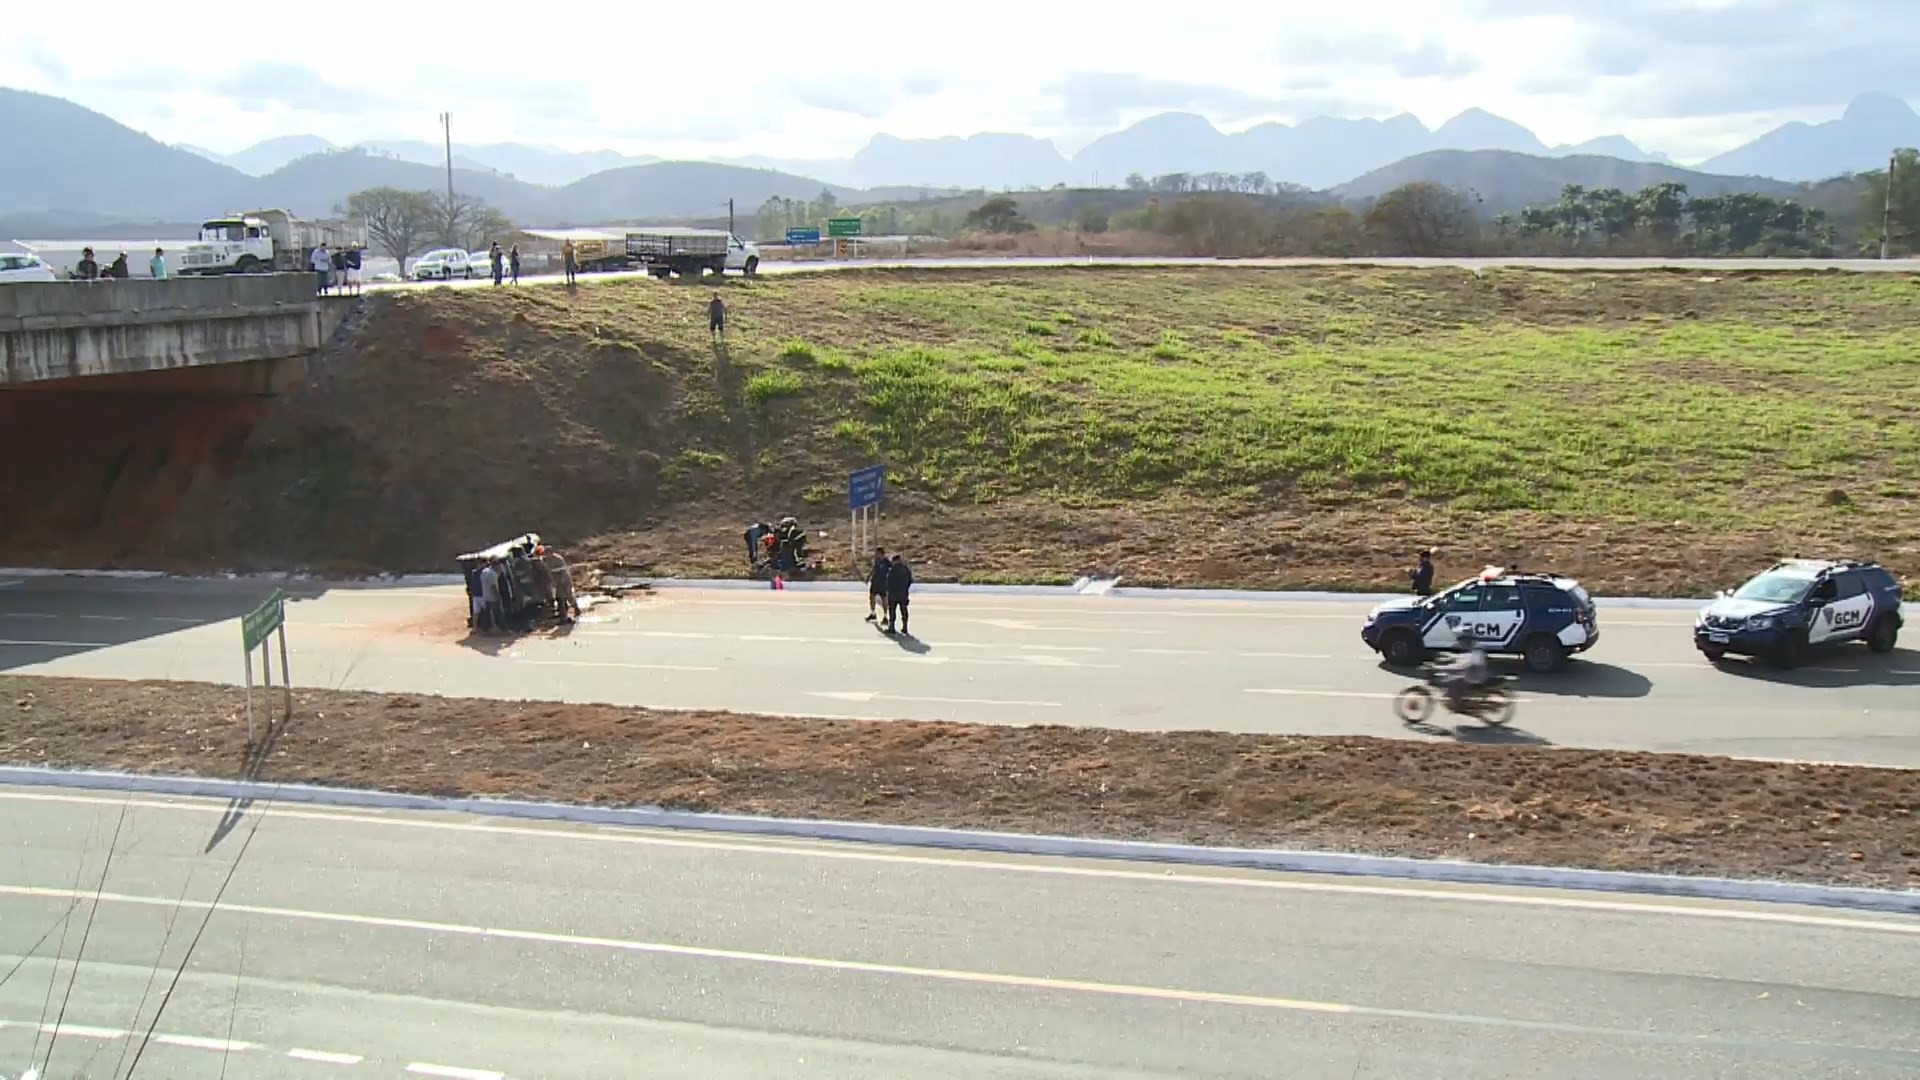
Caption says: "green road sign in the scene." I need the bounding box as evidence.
[242,590,285,651]
[828,216,863,238]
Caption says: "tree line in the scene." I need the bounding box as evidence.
[340,187,516,271]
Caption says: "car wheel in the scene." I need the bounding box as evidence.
[1522,634,1566,674]
[744,256,759,276]
[1867,616,1899,654]
[1771,629,1807,669]
[1381,630,1424,667]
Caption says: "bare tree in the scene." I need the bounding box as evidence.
[431,191,515,251]
[342,187,436,274]
[1365,182,1477,256]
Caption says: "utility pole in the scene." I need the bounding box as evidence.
[440,112,455,209]
[1881,150,1898,260]
[728,197,735,237]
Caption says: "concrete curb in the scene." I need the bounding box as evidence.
[4,568,1912,617]
[3,765,1914,917]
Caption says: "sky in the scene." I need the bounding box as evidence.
[4,0,1916,164]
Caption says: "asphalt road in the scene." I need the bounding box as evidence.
[369,253,1920,293]
[4,784,1918,1079]
[1,575,1917,766]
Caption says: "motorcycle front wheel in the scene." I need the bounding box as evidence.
[1393,685,1434,725]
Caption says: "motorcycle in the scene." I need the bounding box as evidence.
[1393,669,1517,726]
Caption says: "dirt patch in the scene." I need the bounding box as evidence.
[5,676,1917,889]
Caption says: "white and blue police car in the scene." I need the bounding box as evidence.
[1694,559,1902,667]
[1360,567,1600,673]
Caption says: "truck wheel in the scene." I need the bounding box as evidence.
[744,257,759,276]
[1867,616,1899,654]
[234,255,260,273]
[1380,630,1424,668]
[1522,634,1566,674]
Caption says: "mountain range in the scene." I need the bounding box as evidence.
[2,85,1910,235]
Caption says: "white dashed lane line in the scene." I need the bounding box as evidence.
[0,1016,495,1071]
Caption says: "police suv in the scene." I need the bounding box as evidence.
[1361,567,1599,673]
[1694,559,1902,667]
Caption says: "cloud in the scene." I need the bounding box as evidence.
[1271,31,1478,79]
[24,39,70,85]
[1472,0,1920,117]
[100,62,392,114]
[790,73,949,119]
[1047,73,1285,126]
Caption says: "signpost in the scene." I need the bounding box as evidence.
[240,590,291,744]
[848,464,885,568]
[786,226,821,245]
[828,216,863,259]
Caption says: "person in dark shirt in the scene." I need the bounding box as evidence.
[864,546,889,622]
[708,293,726,340]
[74,247,99,281]
[1410,549,1436,597]
[508,244,521,285]
[107,251,131,279]
[883,554,914,635]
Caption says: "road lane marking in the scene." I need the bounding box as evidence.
[157,1033,254,1051]
[1238,652,1335,659]
[879,655,1119,670]
[7,792,1915,935]
[0,612,58,619]
[807,691,1061,707]
[36,1021,127,1039]
[0,579,20,588]
[0,638,111,648]
[1246,688,1401,700]
[518,660,716,673]
[967,618,1164,635]
[407,1064,504,1080]
[289,1048,365,1064]
[0,884,1906,1053]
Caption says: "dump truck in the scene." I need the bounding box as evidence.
[623,228,760,278]
[177,209,367,275]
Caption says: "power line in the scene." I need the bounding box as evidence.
[39,797,131,1077]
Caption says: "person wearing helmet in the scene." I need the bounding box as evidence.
[1442,627,1490,711]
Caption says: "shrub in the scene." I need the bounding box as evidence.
[745,368,805,403]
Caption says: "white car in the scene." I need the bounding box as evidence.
[411,249,475,280]
[470,251,498,277]
[0,252,57,283]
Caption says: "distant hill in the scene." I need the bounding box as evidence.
[1334,150,1803,214]
[247,149,549,219]
[555,162,861,223]
[0,87,248,221]
[1700,92,1920,181]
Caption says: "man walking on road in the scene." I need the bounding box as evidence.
[883,553,914,636]
[864,546,889,622]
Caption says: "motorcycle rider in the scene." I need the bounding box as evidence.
[1441,627,1491,712]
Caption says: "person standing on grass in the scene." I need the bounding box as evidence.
[562,238,578,285]
[883,553,914,635]
[489,241,504,286]
[864,545,889,622]
[708,292,727,340]
[509,244,521,285]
